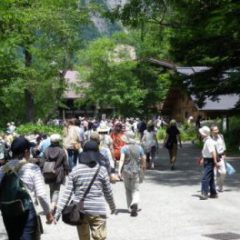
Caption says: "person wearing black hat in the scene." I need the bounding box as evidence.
[0,136,54,239]
[55,140,116,240]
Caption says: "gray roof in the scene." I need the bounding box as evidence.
[176,67,210,76]
[192,94,240,111]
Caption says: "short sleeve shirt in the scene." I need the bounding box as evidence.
[202,137,216,158]
[167,126,180,144]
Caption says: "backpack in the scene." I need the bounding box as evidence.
[42,149,58,182]
[0,165,31,217]
[123,145,140,175]
[42,161,57,182]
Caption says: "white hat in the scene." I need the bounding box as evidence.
[199,126,210,137]
[97,123,110,133]
[50,134,62,143]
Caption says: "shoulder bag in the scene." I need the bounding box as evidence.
[62,165,101,226]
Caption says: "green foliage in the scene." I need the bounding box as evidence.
[156,128,166,140]
[76,34,171,117]
[157,124,197,142]
[16,123,63,136]
[224,116,240,153]
[0,0,89,124]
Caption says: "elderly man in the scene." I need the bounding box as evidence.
[199,126,219,200]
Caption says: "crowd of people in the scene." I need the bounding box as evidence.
[0,116,232,239]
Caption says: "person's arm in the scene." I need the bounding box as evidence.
[101,169,116,213]
[163,133,169,147]
[177,134,182,148]
[118,151,125,177]
[33,167,54,223]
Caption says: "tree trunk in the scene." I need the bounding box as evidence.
[24,48,34,122]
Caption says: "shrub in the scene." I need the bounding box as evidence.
[16,123,63,136]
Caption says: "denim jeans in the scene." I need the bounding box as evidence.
[201,158,217,195]
[2,203,40,240]
[67,149,79,171]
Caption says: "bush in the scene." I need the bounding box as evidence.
[156,125,197,141]
[224,116,240,153]
[16,123,63,136]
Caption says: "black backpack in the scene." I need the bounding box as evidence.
[0,166,31,217]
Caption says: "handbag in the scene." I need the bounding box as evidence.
[62,166,101,226]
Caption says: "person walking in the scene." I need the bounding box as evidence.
[164,119,182,170]
[63,118,81,171]
[54,141,116,240]
[118,132,146,217]
[111,123,125,171]
[43,134,69,213]
[199,126,219,200]
[142,121,158,169]
[0,136,54,239]
[210,125,227,192]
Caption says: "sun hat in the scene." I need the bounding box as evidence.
[199,126,210,137]
[97,123,110,133]
[50,134,62,143]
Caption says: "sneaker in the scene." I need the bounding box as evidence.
[200,194,208,200]
[171,166,175,171]
[130,204,138,217]
[209,193,218,199]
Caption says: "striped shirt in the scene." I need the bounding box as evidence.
[0,159,50,215]
[55,163,116,220]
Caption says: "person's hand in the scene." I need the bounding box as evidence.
[197,158,204,166]
[215,162,221,168]
[46,212,56,224]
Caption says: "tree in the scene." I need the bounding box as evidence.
[109,0,240,99]
[0,0,89,124]
[76,34,171,117]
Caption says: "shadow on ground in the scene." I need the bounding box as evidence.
[144,143,240,188]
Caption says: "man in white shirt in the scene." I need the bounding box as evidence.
[199,126,219,200]
[211,125,227,192]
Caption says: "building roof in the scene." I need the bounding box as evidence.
[176,67,210,76]
[192,94,239,111]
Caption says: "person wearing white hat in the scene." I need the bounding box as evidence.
[199,126,219,200]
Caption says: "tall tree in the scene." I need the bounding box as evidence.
[0,0,89,123]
